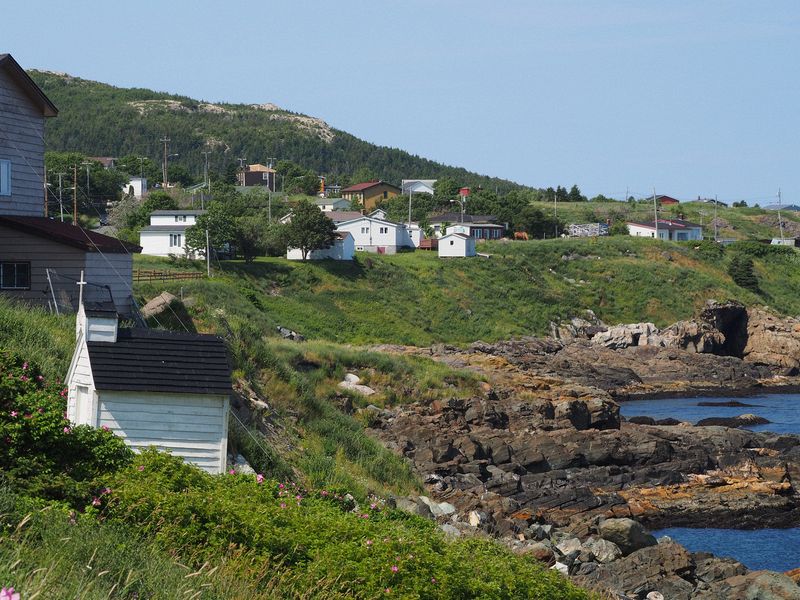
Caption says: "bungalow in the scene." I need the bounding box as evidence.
[341,180,400,211]
[655,195,680,206]
[279,209,362,225]
[139,210,205,257]
[0,53,138,315]
[401,179,437,195]
[66,299,232,474]
[287,231,354,260]
[314,197,351,212]
[627,219,703,241]
[335,215,414,254]
[438,233,476,258]
[429,213,505,239]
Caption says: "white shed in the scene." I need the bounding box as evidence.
[438,232,476,258]
[66,302,232,474]
[287,231,355,260]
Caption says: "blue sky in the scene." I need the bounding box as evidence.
[6,1,799,202]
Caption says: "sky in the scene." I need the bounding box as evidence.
[5,1,799,203]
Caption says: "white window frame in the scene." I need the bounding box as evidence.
[0,159,10,196]
[175,215,187,223]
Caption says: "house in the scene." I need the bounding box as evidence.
[438,233,476,258]
[429,213,505,239]
[314,197,351,212]
[279,209,362,225]
[627,219,703,241]
[368,208,388,220]
[335,215,415,254]
[401,179,437,195]
[139,210,205,257]
[123,177,147,199]
[66,299,232,474]
[322,184,342,198]
[88,156,116,170]
[0,53,139,315]
[655,195,680,206]
[341,180,400,211]
[287,231,354,260]
[237,163,276,191]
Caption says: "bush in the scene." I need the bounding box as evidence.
[728,253,759,292]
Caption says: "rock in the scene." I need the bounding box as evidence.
[698,400,763,407]
[517,541,555,565]
[140,291,179,319]
[583,537,623,564]
[744,308,800,372]
[343,373,361,384]
[592,323,663,350]
[598,518,657,556]
[555,537,583,557]
[439,523,461,538]
[468,510,485,527]
[646,593,665,600]
[551,562,570,576]
[745,572,800,600]
[276,325,305,341]
[628,416,656,425]
[418,496,457,518]
[227,453,255,475]
[338,380,376,396]
[697,414,770,428]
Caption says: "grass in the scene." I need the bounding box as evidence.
[131,236,800,347]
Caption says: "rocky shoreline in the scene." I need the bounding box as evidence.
[360,301,800,599]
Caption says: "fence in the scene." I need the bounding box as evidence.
[133,269,205,283]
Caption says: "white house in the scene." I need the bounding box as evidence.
[279,209,361,225]
[335,216,417,254]
[627,219,703,241]
[438,233,476,258]
[287,231,355,260]
[400,223,424,248]
[429,213,504,239]
[66,299,231,474]
[445,222,505,240]
[139,210,205,257]
[123,177,147,199]
[314,198,351,212]
[401,179,437,195]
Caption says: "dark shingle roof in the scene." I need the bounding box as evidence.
[429,213,499,224]
[87,329,231,395]
[0,216,141,253]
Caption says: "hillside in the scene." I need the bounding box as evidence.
[29,70,525,193]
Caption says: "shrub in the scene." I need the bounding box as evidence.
[728,253,759,292]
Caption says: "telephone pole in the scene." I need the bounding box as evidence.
[714,195,719,242]
[56,172,66,222]
[653,188,658,240]
[72,164,78,225]
[160,136,171,188]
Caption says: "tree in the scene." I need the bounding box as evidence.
[235,214,270,263]
[283,200,337,260]
[518,206,564,239]
[186,201,238,256]
[117,155,161,183]
[433,178,459,203]
[568,185,586,203]
[608,220,630,236]
[728,253,759,292]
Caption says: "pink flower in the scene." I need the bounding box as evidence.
[101,425,109,431]
[278,483,285,489]
[361,513,369,519]
[228,469,235,475]
[137,465,145,472]
[63,426,71,434]
[36,375,43,381]
[390,565,398,573]
[280,502,287,509]
[9,411,17,418]
[365,539,373,546]
[370,502,378,510]
[321,490,329,496]
[1,587,20,600]
[295,494,302,501]
[37,408,44,414]
[256,473,264,484]
[102,487,111,495]
[431,577,437,584]
[91,497,101,507]
[385,589,391,594]
[19,375,28,382]
[22,362,28,371]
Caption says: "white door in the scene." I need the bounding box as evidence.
[75,386,88,425]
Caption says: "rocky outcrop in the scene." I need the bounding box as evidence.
[744,309,800,374]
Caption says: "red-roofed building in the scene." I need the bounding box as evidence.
[341,180,400,211]
[656,195,680,205]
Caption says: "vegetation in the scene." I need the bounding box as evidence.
[283,199,337,260]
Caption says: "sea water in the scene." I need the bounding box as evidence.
[619,393,800,572]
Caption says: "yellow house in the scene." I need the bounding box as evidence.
[341,180,400,211]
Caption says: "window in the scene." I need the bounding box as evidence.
[0,159,10,196]
[361,227,369,234]
[174,215,186,223]
[169,234,182,247]
[383,191,388,199]
[0,262,30,289]
[450,240,454,246]
[379,227,388,234]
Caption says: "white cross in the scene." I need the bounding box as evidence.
[77,270,86,308]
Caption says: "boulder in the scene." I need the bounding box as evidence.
[592,323,663,349]
[582,537,623,564]
[338,380,376,396]
[745,572,800,600]
[697,414,771,428]
[598,518,657,556]
[744,308,800,372]
[343,373,361,384]
[418,496,457,518]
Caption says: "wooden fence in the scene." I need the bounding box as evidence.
[133,269,204,283]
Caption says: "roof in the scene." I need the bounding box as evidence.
[0,54,58,117]
[150,210,205,216]
[441,232,472,240]
[87,328,231,395]
[246,163,276,173]
[341,180,401,193]
[655,195,680,204]
[429,213,499,224]
[628,218,702,231]
[0,216,141,253]
[327,210,364,222]
[336,215,403,228]
[140,225,194,232]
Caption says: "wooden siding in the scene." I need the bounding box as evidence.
[0,68,45,217]
[0,223,86,305]
[97,391,229,474]
[84,252,134,315]
[66,335,96,426]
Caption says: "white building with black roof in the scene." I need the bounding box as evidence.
[66,300,232,474]
[139,209,206,257]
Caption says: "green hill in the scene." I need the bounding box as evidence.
[29,70,525,193]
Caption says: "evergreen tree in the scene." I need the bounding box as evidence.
[728,253,759,292]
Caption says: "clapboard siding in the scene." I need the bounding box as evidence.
[65,335,96,426]
[0,67,45,217]
[0,224,86,304]
[98,391,229,474]
[84,252,133,315]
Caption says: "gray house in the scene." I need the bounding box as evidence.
[0,53,139,314]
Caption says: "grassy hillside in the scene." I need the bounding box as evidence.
[135,236,799,347]
[539,199,800,241]
[29,70,524,193]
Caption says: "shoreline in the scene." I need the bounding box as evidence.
[613,379,800,402]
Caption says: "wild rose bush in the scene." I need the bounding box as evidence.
[0,351,132,504]
[102,450,588,599]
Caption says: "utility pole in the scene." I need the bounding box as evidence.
[201,151,211,211]
[43,167,48,216]
[56,172,66,222]
[160,136,170,188]
[653,188,658,241]
[206,228,211,278]
[72,164,78,225]
[237,157,246,187]
[138,156,146,179]
[408,185,412,226]
[81,161,92,206]
[266,156,276,220]
[714,195,719,242]
[778,188,785,243]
